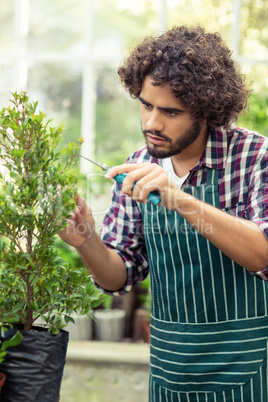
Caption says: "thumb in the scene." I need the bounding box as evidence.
[76,193,91,216]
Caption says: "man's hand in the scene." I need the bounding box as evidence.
[105,162,188,210]
[105,162,268,272]
[59,193,95,249]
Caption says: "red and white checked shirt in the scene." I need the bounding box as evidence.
[99,125,268,294]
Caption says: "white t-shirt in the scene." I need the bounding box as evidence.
[161,157,189,188]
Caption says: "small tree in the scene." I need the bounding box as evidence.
[0,91,101,334]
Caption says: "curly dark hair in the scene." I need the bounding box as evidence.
[118,26,251,129]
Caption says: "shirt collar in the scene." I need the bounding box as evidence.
[192,127,228,172]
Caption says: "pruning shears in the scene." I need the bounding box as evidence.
[79,155,161,206]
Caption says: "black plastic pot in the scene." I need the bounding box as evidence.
[0,325,69,402]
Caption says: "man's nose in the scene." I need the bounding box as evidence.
[145,110,164,133]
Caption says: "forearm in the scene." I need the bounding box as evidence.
[104,162,268,271]
[76,232,127,291]
[176,192,268,271]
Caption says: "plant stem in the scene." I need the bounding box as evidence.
[25,278,34,330]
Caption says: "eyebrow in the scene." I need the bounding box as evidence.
[138,96,186,114]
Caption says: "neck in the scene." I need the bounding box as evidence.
[172,125,209,177]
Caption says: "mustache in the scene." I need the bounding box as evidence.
[142,129,171,142]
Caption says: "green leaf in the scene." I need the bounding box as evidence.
[22,117,29,128]
[1,331,23,352]
[64,315,75,324]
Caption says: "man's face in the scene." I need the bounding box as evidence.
[139,75,208,159]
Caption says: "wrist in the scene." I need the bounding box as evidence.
[173,190,199,216]
[167,188,192,213]
[76,230,98,252]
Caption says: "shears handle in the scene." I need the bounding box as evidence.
[108,171,161,206]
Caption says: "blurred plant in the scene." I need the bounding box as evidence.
[139,275,151,316]
[237,91,268,137]
[99,294,113,310]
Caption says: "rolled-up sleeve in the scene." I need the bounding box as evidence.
[98,180,149,295]
[247,143,268,278]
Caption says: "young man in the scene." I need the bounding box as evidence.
[60,26,268,400]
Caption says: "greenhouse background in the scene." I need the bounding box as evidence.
[0,1,268,401]
[0,0,267,171]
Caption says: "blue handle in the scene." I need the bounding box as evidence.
[109,171,161,206]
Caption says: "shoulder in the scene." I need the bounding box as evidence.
[125,146,160,164]
[227,125,268,151]
[226,126,268,165]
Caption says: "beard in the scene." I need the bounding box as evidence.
[143,120,203,159]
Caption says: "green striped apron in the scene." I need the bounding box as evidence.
[140,168,268,401]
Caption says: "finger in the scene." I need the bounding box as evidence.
[122,164,162,199]
[76,193,91,216]
[105,162,151,179]
[120,163,158,187]
[67,211,76,220]
[132,171,164,202]
[113,165,157,200]
[66,218,76,227]
[76,193,84,209]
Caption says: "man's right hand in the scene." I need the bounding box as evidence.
[59,193,95,249]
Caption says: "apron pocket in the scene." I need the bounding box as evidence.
[150,315,268,393]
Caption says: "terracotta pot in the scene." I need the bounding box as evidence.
[0,372,6,396]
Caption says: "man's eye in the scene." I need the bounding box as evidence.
[166,110,178,117]
[143,103,152,110]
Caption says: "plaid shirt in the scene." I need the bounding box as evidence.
[99,126,268,294]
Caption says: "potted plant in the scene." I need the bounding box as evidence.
[0,91,102,401]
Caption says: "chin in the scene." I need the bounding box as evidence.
[146,145,173,159]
